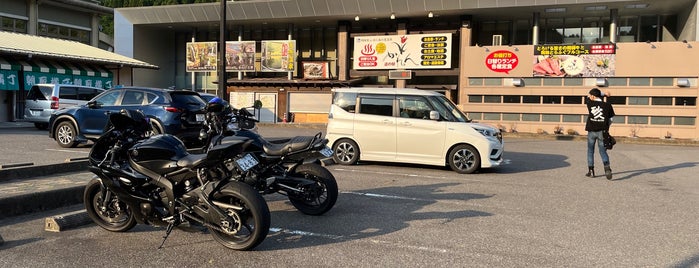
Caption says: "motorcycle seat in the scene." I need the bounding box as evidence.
[177,153,207,169]
[262,135,315,156]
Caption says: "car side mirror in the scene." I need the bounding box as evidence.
[429,111,440,120]
[87,100,100,109]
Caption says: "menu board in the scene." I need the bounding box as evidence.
[353,33,452,70]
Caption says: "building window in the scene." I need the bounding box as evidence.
[674,117,695,126]
[469,112,483,120]
[542,96,561,104]
[543,78,562,86]
[38,22,91,44]
[650,116,672,125]
[469,78,483,86]
[523,78,542,86]
[563,114,582,122]
[522,96,541,104]
[1,16,27,33]
[675,97,696,106]
[484,78,502,86]
[503,95,521,103]
[469,95,483,103]
[563,96,583,104]
[484,95,501,103]
[629,77,651,86]
[503,113,520,121]
[607,77,627,86]
[564,78,583,86]
[652,78,673,86]
[522,113,540,121]
[651,97,672,106]
[483,113,501,120]
[627,116,648,124]
[607,96,626,105]
[628,97,649,105]
[542,114,560,122]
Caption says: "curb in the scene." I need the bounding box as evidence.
[0,185,84,220]
[0,160,88,182]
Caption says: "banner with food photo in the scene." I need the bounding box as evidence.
[302,61,330,79]
[533,44,615,77]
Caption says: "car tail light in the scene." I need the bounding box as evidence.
[50,96,59,109]
[164,106,182,113]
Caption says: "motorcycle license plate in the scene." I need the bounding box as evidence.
[236,153,259,172]
[319,146,333,157]
[196,114,205,122]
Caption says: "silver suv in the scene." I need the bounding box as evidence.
[23,84,105,129]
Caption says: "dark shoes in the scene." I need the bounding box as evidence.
[585,167,595,177]
[604,166,613,180]
[586,166,613,180]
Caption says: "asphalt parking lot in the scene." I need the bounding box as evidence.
[1,128,698,267]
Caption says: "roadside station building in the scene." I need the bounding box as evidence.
[0,0,158,122]
[114,0,699,140]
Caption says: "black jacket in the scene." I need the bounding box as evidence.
[585,97,615,132]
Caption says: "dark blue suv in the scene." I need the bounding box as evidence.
[48,87,207,148]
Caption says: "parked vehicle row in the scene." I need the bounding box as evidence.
[24,84,105,130]
[41,86,504,174]
[47,87,207,148]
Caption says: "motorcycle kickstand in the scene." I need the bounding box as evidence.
[158,221,176,249]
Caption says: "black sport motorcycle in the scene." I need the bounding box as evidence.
[84,109,270,250]
[198,100,338,216]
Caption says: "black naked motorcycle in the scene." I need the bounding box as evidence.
[198,99,338,216]
[84,109,270,251]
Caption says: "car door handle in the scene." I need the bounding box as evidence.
[382,119,392,124]
[400,121,411,126]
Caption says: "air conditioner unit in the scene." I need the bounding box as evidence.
[492,35,503,46]
[677,78,690,87]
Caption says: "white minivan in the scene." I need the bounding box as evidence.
[326,87,503,174]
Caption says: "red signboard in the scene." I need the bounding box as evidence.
[485,50,518,74]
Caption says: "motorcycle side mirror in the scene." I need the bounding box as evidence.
[253,100,262,110]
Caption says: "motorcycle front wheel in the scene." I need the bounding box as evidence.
[209,181,270,251]
[288,163,339,216]
[84,178,136,232]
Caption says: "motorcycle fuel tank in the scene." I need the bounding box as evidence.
[129,134,188,174]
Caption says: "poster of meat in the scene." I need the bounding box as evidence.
[186,42,218,72]
[302,61,330,79]
[261,40,296,72]
[533,44,615,77]
[353,33,452,70]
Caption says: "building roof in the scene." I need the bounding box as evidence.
[0,31,158,69]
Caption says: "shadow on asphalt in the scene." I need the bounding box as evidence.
[255,182,494,251]
[489,151,570,174]
[611,162,699,181]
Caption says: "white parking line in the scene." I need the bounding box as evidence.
[269,227,449,253]
[330,167,448,179]
[45,149,88,154]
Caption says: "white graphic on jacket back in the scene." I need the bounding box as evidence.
[590,105,605,122]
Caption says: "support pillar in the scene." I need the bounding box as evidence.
[395,21,407,88]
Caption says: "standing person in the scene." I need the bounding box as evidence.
[585,88,615,180]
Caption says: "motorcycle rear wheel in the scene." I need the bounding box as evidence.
[209,181,270,251]
[288,163,338,216]
[84,178,136,232]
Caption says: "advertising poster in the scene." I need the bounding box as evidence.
[23,72,112,90]
[485,50,519,74]
[225,41,256,71]
[302,61,330,79]
[261,40,296,72]
[533,44,616,77]
[353,33,452,70]
[0,70,19,90]
[186,42,218,72]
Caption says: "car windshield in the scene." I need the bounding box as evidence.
[426,95,471,123]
